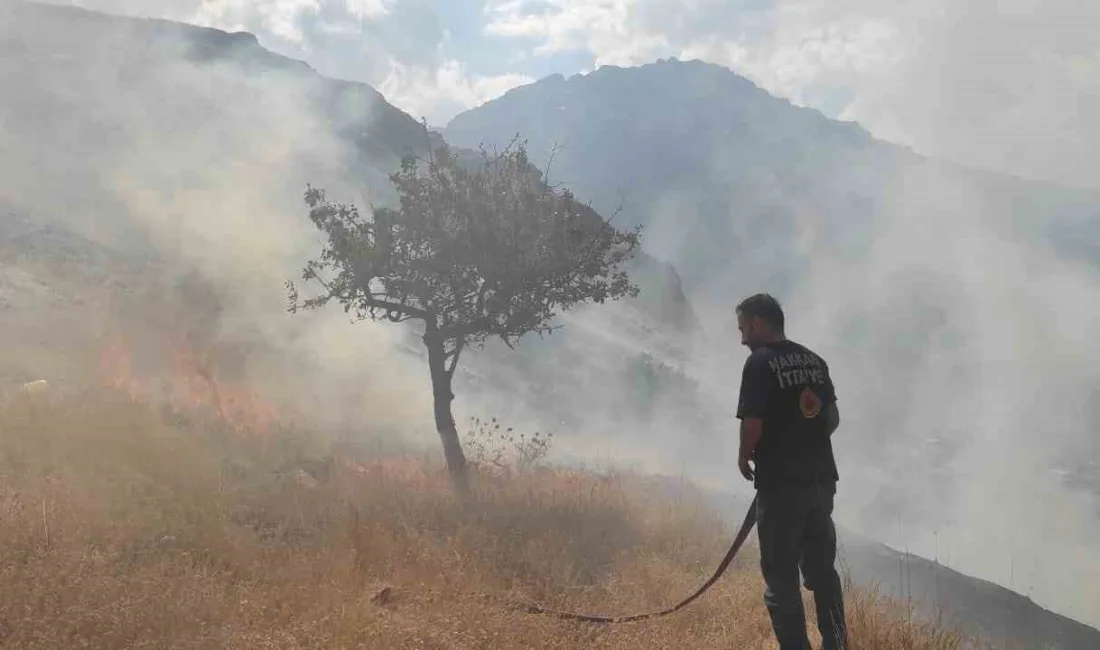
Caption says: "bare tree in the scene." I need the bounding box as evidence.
[288,139,641,494]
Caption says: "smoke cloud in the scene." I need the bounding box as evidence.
[1,4,436,441]
[779,158,1100,625]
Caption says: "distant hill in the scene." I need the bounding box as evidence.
[445,59,1100,306]
[445,60,884,301]
[0,1,441,244]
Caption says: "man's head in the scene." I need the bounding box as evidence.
[736,293,786,350]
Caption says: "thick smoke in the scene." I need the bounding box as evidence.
[1,4,435,443]
[779,159,1100,625]
[634,144,1100,626]
[109,65,433,445]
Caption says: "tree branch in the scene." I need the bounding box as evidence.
[307,271,431,322]
[541,210,623,292]
[365,297,431,322]
[436,283,483,317]
[445,338,465,378]
[542,142,562,195]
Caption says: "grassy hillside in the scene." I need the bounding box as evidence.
[0,382,977,649]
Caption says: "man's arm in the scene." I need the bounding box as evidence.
[736,351,773,482]
[739,417,764,481]
[820,359,840,436]
[823,401,840,436]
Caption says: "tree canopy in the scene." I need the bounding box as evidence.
[288,139,642,491]
[289,141,641,356]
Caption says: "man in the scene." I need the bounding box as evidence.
[735,293,847,650]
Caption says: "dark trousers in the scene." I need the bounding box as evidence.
[756,484,848,650]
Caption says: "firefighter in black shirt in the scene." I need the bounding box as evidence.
[735,293,848,650]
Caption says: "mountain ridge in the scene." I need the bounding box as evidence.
[445,57,1100,306]
[483,58,878,147]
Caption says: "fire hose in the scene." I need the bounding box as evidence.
[510,495,758,624]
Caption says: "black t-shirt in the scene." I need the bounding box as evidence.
[736,339,839,489]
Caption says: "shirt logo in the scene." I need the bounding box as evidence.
[800,387,822,419]
[768,352,828,389]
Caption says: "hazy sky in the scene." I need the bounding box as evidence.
[50,0,1100,190]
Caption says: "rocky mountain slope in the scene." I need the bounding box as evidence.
[445,60,1100,306]
[700,489,1100,650]
[0,1,437,242]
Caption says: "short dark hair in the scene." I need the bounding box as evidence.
[736,293,785,333]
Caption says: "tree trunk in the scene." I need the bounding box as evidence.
[424,327,469,497]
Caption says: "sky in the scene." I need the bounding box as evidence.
[49,0,1100,191]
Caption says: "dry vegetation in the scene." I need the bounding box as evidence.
[0,388,979,649]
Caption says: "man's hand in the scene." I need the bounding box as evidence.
[739,455,755,482]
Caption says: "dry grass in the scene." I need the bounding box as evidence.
[0,390,978,649]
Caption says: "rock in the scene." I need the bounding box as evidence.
[370,585,394,606]
[20,379,49,395]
